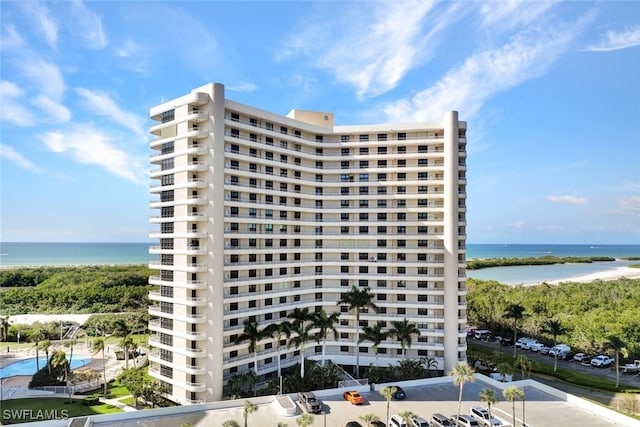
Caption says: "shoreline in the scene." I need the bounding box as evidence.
[524,265,640,286]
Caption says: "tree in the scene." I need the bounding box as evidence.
[360,322,388,360]
[421,357,438,376]
[337,285,378,377]
[118,368,146,408]
[242,400,258,427]
[119,335,137,370]
[359,413,380,427]
[398,410,417,426]
[496,362,514,382]
[288,308,315,379]
[503,303,526,357]
[0,316,9,341]
[91,336,108,397]
[379,386,397,425]
[449,363,475,425]
[479,388,499,422]
[503,386,524,427]
[389,318,419,358]
[312,310,340,367]
[515,355,534,379]
[51,350,72,403]
[542,318,566,372]
[38,339,52,376]
[263,321,291,382]
[235,319,263,377]
[295,413,314,427]
[605,335,629,389]
[223,421,240,427]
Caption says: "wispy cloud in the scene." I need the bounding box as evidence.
[70,0,107,49]
[21,1,58,49]
[586,26,640,51]
[20,58,66,102]
[614,196,640,216]
[227,82,258,93]
[38,127,145,184]
[478,0,558,32]
[34,95,72,122]
[0,81,34,126]
[279,1,442,99]
[0,144,41,172]
[547,195,588,205]
[75,88,146,138]
[0,24,26,50]
[382,11,593,122]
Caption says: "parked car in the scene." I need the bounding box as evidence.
[389,414,408,427]
[529,342,546,352]
[474,330,492,340]
[343,390,365,405]
[469,407,490,426]
[549,344,571,359]
[411,416,430,427]
[515,337,536,349]
[521,339,539,350]
[346,423,363,427]
[572,352,587,362]
[431,413,454,427]
[298,391,322,413]
[591,355,615,367]
[451,414,479,427]
[499,336,513,346]
[391,386,406,400]
[581,356,593,366]
[539,345,551,355]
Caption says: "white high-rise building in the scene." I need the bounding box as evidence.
[148,83,468,404]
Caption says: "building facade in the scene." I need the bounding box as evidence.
[148,83,468,404]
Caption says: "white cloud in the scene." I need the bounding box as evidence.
[586,26,640,52]
[382,12,593,122]
[547,195,588,205]
[227,82,258,93]
[0,144,41,172]
[75,88,146,138]
[38,127,144,183]
[34,95,72,123]
[22,1,58,49]
[0,81,34,126]
[615,196,640,216]
[70,0,108,49]
[115,38,138,58]
[0,25,26,50]
[20,59,66,102]
[478,0,558,32]
[279,1,442,98]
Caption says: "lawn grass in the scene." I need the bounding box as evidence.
[533,361,640,393]
[0,397,122,424]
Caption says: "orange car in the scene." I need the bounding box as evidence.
[343,390,365,405]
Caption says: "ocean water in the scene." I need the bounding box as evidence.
[1,242,639,284]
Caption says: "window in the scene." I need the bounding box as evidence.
[341,148,350,156]
[359,134,369,141]
[341,161,350,169]
[160,158,173,171]
[378,134,387,141]
[359,161,369,168]
[341,213,349,221]
[161,109,174,123]
[377,200,387,207]
[360,200,369,208]
[341,135,350,142]
[398,132,406,140]
[360,147,369,154]
[377,160,387,168]
[397,159,406,167]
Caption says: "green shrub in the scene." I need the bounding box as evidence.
[83,395,100,406]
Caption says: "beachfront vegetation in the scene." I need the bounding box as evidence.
[467,277,640,358]
[0,266,152,315]
[466,255,615,270]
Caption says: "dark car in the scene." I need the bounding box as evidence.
[372,422,387,427]
[346,422,363,427]
[499,337,513,346]
[392,386,406,400]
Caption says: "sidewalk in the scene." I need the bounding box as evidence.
[99,394,137,412]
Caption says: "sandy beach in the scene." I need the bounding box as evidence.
[526,265,640,286]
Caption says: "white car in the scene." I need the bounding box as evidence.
[572,352,587,362]
[529,342,545,352]
[591,355,615,367]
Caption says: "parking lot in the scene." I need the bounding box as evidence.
[87,376,638,427]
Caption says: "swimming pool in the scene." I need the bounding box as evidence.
[0,356,92,378]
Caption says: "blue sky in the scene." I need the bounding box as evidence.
[1,1,639,244]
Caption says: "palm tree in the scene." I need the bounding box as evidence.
[389,318,419,358]
[296,413,314,427]
[503,386,524,427]
[264,321,291,382]
[379,386,397,425]
[242,400,258,427]
[515,355,534,379]
[287,308,315,379]
[312,310,340,367]
[542,318,566,372]
[421,356,438,376]
[496,362,514,382]
[449,363,475,424]
[398,410,417,426]
[503,303,526,357]
[605,335,629,389]
[235,319,263,376]
[359,413,380,427]
[360,322,388,361]
[119,335,137,370]
[91,336,108,397]
[38,339,52,376]
[479,388,499,422]
[223,421,240,427]
[337,285,378,377]
[0,316,9,342]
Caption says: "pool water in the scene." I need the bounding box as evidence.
[0,356,92,378]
